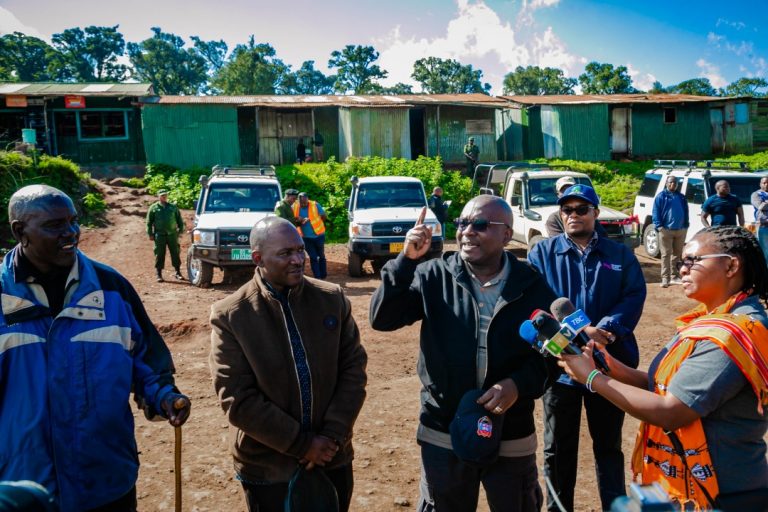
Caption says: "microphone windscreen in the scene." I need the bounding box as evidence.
[518,320,539,346]
[550,297,576,322]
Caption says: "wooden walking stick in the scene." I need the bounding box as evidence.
[173,398,186,512]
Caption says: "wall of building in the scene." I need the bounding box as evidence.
[631,103,711,157]
[142,104,240,169]
[339,107,410,160]
[424,105,498,164]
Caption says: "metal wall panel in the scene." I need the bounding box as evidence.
[142,104,240,168]
[339,108,410,159]
[631,104,710,157]
[557,103,611,161]
[313,107,338,162]
[540,106,562,158]
[425,105,498,164]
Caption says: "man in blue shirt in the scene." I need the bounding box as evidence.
[528,185,646,512]
[701,180,744,227]
[751,176,768,265]
[652,176,689,288]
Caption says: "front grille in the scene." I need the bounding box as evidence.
[219,229,250,246]
[372,221,415,237]
[599,222,624,236]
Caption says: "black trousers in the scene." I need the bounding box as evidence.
[543,383,626,512]
[240,465,353,512]
[86,486,137,512]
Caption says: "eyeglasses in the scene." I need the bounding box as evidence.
[675,253,733,272]
[560,205,595,216]
[453,218,509,232]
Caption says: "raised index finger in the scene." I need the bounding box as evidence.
[416,206,427,226]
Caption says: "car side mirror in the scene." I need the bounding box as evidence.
[509,196,521,207]
[344,198,350,209]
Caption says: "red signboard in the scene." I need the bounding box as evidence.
[5,95,27,107]
[65,95,86,109]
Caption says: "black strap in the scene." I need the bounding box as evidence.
[665,430,718,508]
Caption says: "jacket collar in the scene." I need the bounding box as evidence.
[252,266,305,302]
[443,250,531,302]
[553,232,602,255]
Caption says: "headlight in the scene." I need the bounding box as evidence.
[350,223,372,236]
[623,223,638,235]
[427,222,442,236]
[193,229,216,245]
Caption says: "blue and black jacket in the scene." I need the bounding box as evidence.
[0,248,176,510]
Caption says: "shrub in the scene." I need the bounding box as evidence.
[143,163,209,209]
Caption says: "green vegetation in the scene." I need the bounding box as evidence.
[143,163,209,209]
[0,151,105,251]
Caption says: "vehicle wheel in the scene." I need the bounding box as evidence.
[187,247,213,288]
[348,252,364,277]
[527,234,545,255]
[643,224,661,258]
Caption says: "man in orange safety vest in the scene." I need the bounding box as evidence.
[293,192,328,279]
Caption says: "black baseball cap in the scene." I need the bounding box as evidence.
[449,389,504,468]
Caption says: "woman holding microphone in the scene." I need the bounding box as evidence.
[559,225,768,511]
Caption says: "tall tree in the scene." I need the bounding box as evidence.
[648,81,667,94]
[127,27,208,95]
[502,65,576,95]
[578,62,635,94]
[722,77,768,97]
[211,37,289,95]
[191,37,228,73]
[281,61,336,94]
[50,25,128,82]
[368,82,414,95]
[667,78,717,96]
[328,45,387,94]
[0,32,55,81]
[411,57,490,94]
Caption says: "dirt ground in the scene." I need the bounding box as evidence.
[77,183,702,511]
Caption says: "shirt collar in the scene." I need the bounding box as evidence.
[12,246,80,288]
[564,230,599,255]
[467,252,511,287]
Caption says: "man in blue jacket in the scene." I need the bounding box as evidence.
[528,185,646,512]
[652,176,689,287]
[1,185,191,512]
[371,196,556,512]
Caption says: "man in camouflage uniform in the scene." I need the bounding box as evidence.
[274,189,302,226]
[463,136,479,177]
[146,189,185,282]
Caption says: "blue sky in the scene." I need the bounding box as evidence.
[1,0,765,94]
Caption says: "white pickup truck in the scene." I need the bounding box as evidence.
[476,163,640,250]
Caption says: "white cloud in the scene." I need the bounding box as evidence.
[0,6,44,39]
[707,32,724,46]
[696,58,727,88]
[626,63,657,92]
[377,0,581,94]
[716,18,746,31]
[725,40,753,57]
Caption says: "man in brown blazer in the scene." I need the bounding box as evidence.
[209,216,367,512]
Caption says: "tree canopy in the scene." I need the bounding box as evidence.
[127,28,208,95]
[281,61,336,94]
[666,78,717,96]
[211,37,288,95]
[578,62,635,94]
[0,32,55,81]
[328,45,387,94]
[502,65,576,95]
[722,77,768,97]
[50,25,128,82]
[411,57,490,94]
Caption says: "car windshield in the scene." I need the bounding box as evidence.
[527,177,593,206]
[707,176,766,204]
[203,184,280,212]
[355,183,426,209]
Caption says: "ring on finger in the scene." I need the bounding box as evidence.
[493,406,503,414]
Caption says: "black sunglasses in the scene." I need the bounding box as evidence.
[560,205,595,216]
[675,253,733,272]
[453,218,509,232]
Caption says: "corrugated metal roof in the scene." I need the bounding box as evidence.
[140,93,507,108]
[501,93,726,105]
[0,82,153,96]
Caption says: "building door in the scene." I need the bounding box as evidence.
[610,107,630,155]
[710,108,725,154]
[409,108,425,159]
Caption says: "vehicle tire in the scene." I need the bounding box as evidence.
[643,224,661,259]
[527,234,545,255]
[348,252,364,277]
[187,247,213,288]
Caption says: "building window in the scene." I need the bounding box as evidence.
[663,108,677,124]
[55,112,77,137]
[78,111,128,140]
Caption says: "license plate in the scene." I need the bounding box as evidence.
[389,242,404,254]
[231,248,252,260]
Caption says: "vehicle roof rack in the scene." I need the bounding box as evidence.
[697,160,750,171]
[653,160,751,171]
[210,165,277,177]
[653,159,697,169]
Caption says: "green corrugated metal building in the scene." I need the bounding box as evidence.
[138,94,509,168]
[0,83,151,175]
[502,94,755,161]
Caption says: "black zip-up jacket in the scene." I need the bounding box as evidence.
[370,251,557,441]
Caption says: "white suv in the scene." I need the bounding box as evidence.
[187,166,282,287]
[346,176,443,276]
[633,160,768,258]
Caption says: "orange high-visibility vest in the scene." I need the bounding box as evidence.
[632,294,768,510]
[292,200,326,236]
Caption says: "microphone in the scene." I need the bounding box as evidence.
[529,309,583,357]
[550,298,611,374]
[519,319,546,353]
